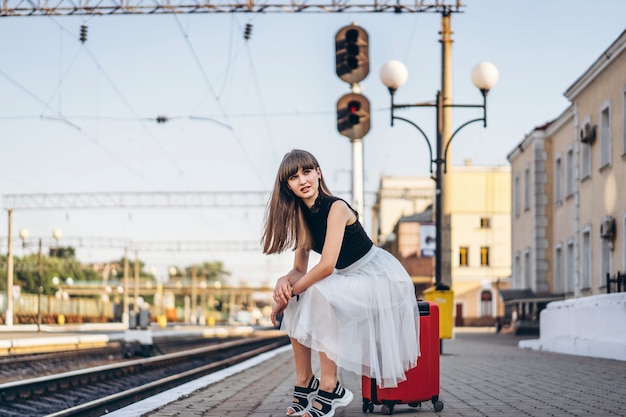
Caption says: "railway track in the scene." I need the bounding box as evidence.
[0,331,289,417]
[0,334,247,384]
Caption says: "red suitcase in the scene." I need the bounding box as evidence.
[362,301,444,415]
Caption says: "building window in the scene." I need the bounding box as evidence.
[600,103,611,168]
[554,245,563,294]
[459,247,469,266]
[623,215,626,272]
[622,214,626,273]
[581,118,592,180]
[480,290,492,317]
[601,233,612,290]
[524,166,530,211]
[555,156,562,203]
[523,249,531,289]
[514,252,521,288]
[480,247,490,266]
[566,239,575,295]
[514,174,521,218]
[480,217,491,228]
[582,228,592,290]
[622,87,626,155]
[566,148,575,197]
[581,142,591,179]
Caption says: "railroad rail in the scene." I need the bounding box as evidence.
[0,332,289,416]
[0,334,248,384]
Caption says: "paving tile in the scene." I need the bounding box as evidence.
[142,331,626,417]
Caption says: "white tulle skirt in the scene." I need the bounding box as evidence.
[280,246,420,388]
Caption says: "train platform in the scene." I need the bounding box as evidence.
[0,323,256,354]
[107,328,626,417]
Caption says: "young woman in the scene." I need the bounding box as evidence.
[262,149,419,417]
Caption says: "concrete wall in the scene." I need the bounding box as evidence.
[519,293,626,361]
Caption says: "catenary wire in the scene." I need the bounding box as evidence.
[170,12,268,186]
[241,16,280,165]
[46,16,195,184]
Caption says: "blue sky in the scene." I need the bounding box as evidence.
[1,1,625,286]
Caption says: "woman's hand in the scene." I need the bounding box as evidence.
[273,276,293,304]
[271,302,288,327]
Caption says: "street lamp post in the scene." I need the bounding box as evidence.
[17,229,45,331]
[380,60,498,287]
[64,277,73,316]
[200,279,207,325]
[18,228,29,254]
[18,229,41,330]
[52,276,73,323]
[52,229,62,251]
[5,210,15,327]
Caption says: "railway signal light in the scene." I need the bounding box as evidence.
[337,93,370,140]
[79,24,88,43]
[335,24,369,85]
[244,23,253,40]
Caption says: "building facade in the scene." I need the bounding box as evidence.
[507,31,626,307]
[371,176,435,246]
[373,162,511,325]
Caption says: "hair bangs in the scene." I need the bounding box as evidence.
[278,149,319,183]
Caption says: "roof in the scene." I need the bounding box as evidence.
[398,204,433,223]
[499,289,563,304]
[499,289,536,302]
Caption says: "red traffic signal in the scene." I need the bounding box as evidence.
[335,24,369,85]
[337,93,370,140]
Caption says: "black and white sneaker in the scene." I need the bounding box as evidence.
[287,376,320,416]
[304,381,353,417]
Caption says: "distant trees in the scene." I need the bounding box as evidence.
[0,248,229,296]
[175,261,231,285]
[0,248,99,295]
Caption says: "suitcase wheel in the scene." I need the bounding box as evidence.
[362,399,374,413]
[433,400,444,412]
[381,403,394,415]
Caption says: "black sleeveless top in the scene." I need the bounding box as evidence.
[302,194,373,269]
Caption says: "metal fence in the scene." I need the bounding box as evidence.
[1,293,114,324]
[607,271,625,294]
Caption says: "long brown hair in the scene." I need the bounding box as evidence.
[262,149,332,254]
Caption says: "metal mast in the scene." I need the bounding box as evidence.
[0,1,463,17]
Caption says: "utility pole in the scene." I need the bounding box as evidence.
[440,10,454,288]
[123,249,130,326]
[5,209,14,327]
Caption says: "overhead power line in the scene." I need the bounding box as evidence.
[2,191,270,210]
[2,190,375,210]
[2,236,260,251]
[0,1,464,17]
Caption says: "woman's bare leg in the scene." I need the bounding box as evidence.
[291,338,314,386]
[318,351,338,391]
[287,338,319,416]
[304,352,352,417]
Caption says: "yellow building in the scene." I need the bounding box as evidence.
[373,162,511,326]
[507,30,626,318]
[446,163,512,325]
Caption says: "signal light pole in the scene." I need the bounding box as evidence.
[335,23,370,221]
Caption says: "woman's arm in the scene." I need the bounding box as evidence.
[291,200,354,295]
[273,247,309,304]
